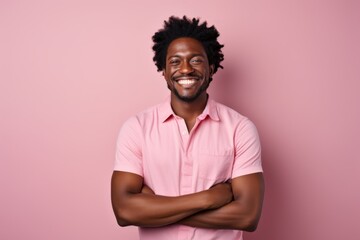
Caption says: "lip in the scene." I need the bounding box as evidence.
[173,76,200,82]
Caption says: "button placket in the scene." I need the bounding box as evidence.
[174,118,192,196]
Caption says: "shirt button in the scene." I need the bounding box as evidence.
[182,130,187,135]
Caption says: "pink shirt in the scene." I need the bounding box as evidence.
[115,96,263,240]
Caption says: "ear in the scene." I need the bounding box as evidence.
[209,64,215,76]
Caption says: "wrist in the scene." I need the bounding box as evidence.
[201,188,216,210]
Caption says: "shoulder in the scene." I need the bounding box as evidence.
[212,100,252,126]
[121,102,163,129]
[211,100,260,140]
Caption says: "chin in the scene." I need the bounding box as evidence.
[172,82,209,103]
[174,91,204,103]
[178,96,198,103]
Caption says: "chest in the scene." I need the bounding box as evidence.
[141,118,235,195]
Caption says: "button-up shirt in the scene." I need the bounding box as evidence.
[114,96,263,240]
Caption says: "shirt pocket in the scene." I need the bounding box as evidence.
[196,148,234,181]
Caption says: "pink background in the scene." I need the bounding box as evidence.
[1,0,359,239]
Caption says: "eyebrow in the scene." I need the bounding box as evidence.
[167,53,205,60]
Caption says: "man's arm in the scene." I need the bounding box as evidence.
[179,173,264,231]
[111,171,233,228]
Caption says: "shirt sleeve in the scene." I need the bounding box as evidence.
[114,116,143,177]
[232,118,263,178]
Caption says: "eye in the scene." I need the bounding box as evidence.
[169,58,180,65]
[191,58,203,64]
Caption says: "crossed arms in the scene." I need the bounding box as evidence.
[111,171,264,231]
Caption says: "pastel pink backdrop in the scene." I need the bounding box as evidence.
[1,0,359,239]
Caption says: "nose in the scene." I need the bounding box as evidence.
[179,61,194,74]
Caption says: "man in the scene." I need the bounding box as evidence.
[111,16,264,240]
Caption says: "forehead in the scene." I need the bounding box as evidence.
[166,37,207,57]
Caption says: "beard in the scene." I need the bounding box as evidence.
[172,81,209,102]
[168,73,210,103]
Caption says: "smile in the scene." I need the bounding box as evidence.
[177,79,197,86]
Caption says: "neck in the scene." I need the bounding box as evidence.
[170,92,208,121]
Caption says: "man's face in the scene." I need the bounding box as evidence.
[163,37,214,102]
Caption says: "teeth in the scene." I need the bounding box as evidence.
[178,79,196,85]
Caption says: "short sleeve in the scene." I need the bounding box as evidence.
[232,119,263,178]
[114,117,143,177]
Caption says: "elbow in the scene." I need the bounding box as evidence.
[242,221,258,232]
[114,208,138,227]
[241,216,260,232]
[112,198,141,227]
[114,211,131,227]
[234,214,260,232]
[116,217,131,227]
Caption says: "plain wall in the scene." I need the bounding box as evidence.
[1,0,359,239]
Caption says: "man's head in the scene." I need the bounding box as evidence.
[152,16,224,102]
[152,16,224,82]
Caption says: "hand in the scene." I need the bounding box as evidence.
[141,184,155,195]
[206,182,233,209]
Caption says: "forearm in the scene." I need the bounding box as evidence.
[179,173,265,231]
[114,191,211,227]
[111,172,233,228]
[179,200,259,231]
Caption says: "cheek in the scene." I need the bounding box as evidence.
[163,68,172,79]
[198,67,209,77]
[163,72,173,85]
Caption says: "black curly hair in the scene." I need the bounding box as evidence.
[152,16,224,81]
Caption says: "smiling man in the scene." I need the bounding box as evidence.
[111,16,264,240]
[165,37,212,104]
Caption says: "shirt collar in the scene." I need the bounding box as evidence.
[159,96,174,122]
[159,95,220,123]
